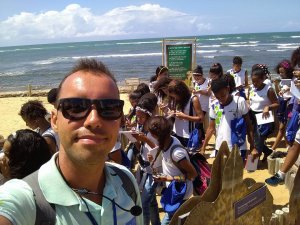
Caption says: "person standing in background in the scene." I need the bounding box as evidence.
[227,56,248,99]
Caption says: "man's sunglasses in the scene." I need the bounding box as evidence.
[57,98,124,121]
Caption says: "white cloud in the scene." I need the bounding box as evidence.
[0,4,211,46]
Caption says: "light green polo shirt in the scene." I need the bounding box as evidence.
[0,153,143,225]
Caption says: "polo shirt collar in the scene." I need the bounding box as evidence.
[38,153,118,208]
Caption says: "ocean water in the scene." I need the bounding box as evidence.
[0,31,299,92]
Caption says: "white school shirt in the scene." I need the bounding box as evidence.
[209,95,249,151]
[141,132,162,170]
[227,68,247,87]
[249,84,271,112]
[279,81,293,100]
[193,79,209,112]
[173,97,194,138]
[162,136,193,200]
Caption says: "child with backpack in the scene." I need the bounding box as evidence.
[271,60,294,151]
[201,75,256,162]
[131,93,162,225]
[148,116,197,225]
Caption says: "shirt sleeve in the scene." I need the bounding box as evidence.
[172,147,189,163]
[209,101,217,119]
[0,179,36,225]
[238,97,249,116]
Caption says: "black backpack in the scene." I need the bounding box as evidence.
[23,164,138,225]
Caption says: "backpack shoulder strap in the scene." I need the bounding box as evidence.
[23,170,56,225]
[107,164,137,203]
[189,96,197,132]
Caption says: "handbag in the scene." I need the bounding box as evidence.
[160,180,187,215]
[258,122,274,137]
[231,97,246,147]
[187,128,201,152]
[187,96,202,151]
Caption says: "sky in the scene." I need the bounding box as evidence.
[0,0,300,47]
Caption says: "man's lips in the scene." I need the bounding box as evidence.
[75,135,107,144]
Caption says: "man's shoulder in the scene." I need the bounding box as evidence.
[0,178,32,193]
[0,179,36,224]
[0,178,34,203]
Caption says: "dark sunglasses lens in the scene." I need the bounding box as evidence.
[96,99,124,120]
[60,98,90,120]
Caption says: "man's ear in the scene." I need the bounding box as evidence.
[51,109,58,132]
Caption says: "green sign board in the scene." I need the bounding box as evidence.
[166,44,192,80]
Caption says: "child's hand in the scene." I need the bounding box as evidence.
[250,149,259,162]
[147,153,153,162]
[175,111,186,120]
[262,106,270,119]
[293,70,300,78]
[153,173,171,182]
[294,79,300,88]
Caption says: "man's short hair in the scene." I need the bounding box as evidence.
[56,58,117,99]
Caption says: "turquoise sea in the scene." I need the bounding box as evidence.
[0,31,299,92]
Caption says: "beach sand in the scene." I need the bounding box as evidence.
[0,94,291,210]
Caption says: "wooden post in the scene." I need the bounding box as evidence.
[281,207,289,225]
[275,158,284,173]
[162,39,165,66]
[193,37,197,70]
[267,156,276,175]
[275,210,284,225]
[28,84,32,97]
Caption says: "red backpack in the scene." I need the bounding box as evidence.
[170,145,211,196]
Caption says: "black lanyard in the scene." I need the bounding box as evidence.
[81,196,118,225]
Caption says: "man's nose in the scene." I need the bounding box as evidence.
[84,105,103,128]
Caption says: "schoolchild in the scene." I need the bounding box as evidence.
[201,76,255,161]
[126,89,144,128]
[192,65,210,115]
[149,66,169,92]
[205,63,224,157]
[266,47,300,185]
[148,116,197,225]
[227,56,248,98]
[19,100,59,154]
[132,93,161,225]
[167,79,203,147]
[0,129,51,183]
[153,76,172,114]
[191,65,209,142]
[248,64,279,161]
[272,60,294,151]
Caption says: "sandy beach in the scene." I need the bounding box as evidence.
[0,93,291,210]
